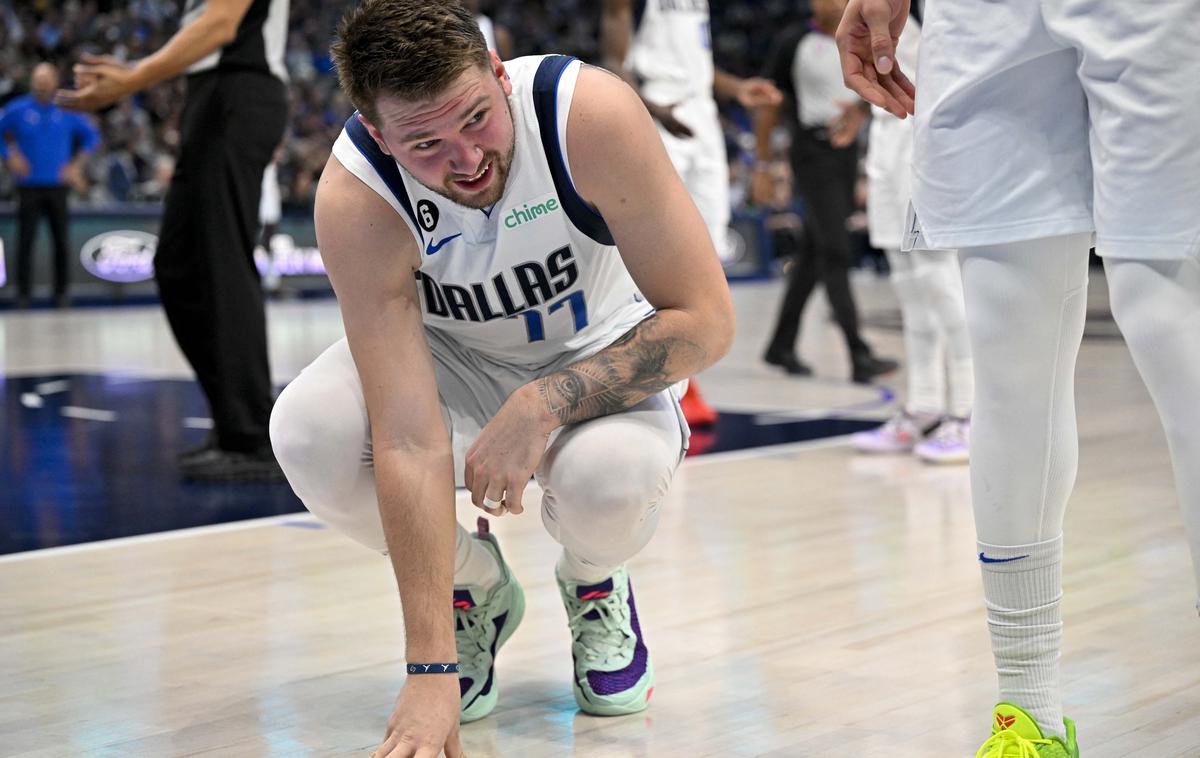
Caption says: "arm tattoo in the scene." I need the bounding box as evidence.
[536,315,707,425]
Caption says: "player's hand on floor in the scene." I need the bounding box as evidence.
[464,385,553,517]
[371,676,464,758]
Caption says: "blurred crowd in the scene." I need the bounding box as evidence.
[0,0,807,211]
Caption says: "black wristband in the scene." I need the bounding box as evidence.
[407,662,459,675]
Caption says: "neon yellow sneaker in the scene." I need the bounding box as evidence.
[975,703,1079,757]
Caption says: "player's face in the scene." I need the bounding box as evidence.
[368,53,516,210]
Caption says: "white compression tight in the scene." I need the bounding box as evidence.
[886,248,974,417]
[959,233,1091,737]
[1105,255,1200,607]
[269,338,684,586]
[960,235,1091,544]
[961,233,1200,736]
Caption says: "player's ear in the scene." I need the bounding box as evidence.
[490,50,513,97]
[358,112,392,156]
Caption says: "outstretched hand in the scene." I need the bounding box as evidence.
[835,0,916,118]
[56,53,138,112]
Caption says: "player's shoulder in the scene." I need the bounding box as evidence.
[570,63,642,119]
[317,153,374,217]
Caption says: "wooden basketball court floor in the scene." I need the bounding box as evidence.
[1,274,1196,757]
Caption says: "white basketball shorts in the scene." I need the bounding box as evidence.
[910,0,1200,259]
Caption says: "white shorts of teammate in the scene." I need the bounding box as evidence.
[654,94,732,261]
[259,161,281,227]
[270,332,689,577]
[866,115,915,253]
[911,0,1200,259]
[867,113,971,421]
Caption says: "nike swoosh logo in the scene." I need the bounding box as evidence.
[979,553,1030,564]
[425,233,462,255]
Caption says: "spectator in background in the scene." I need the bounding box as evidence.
[0,62,98,309]
[753,0,897,384]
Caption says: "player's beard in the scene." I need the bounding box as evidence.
[420,101,516,210]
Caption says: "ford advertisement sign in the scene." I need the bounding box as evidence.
[79,230,158,283]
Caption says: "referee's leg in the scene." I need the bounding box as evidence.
[155,71,287,461]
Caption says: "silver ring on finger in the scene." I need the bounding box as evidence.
[483,497,504,511]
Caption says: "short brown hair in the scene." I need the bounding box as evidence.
[332,0,491,124]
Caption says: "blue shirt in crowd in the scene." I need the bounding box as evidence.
[0,95,101,187]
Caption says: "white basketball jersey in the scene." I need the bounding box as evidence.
[331,56,654,370]
[629,0,715,104]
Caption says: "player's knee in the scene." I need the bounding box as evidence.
[270,375,368,507]
[540,444,673,562]
[1108,278,1166,355]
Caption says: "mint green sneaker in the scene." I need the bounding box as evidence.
[975,703,1079,757]
[557,564,654,716]
[453,524,525,723]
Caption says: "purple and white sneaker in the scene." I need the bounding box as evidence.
[853,412,938,454]
[915,417,970,464]
[557,564,654,716]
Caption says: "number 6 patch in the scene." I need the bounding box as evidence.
[416,199,439,233]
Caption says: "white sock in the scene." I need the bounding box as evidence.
[453,524,502,589]
[978,534,1065,739]
[556,550,616,585]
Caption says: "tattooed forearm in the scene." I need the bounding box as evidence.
[536,315,707,426]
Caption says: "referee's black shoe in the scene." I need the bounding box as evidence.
[851,352,899,384]
[180,444,285,482]
[764,348,814,376]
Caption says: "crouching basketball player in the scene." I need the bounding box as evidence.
[268,1,734,755]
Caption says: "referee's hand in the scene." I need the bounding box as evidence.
[835,0,916,118]
[56,53,137,112]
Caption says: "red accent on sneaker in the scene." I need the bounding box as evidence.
[579,590,611,601]
[646,686,654,702]
[996,714,1016,730]
[680,382,718,427]
[453,600,473,609]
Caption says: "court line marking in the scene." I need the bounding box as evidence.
[61,406,118,422]
[0,513,322,564]
[0,432,860,564]
[34,379,72,395]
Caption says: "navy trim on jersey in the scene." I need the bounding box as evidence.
[344,113,424,244]
[531,56,615,246]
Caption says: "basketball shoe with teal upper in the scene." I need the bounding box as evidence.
[557,563,654,716]
[453,525,525,723]
[975,703,1079,757]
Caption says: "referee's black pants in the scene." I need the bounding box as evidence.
[16,185,71,299]
[766,130,870,360]
[155,70,287,453]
